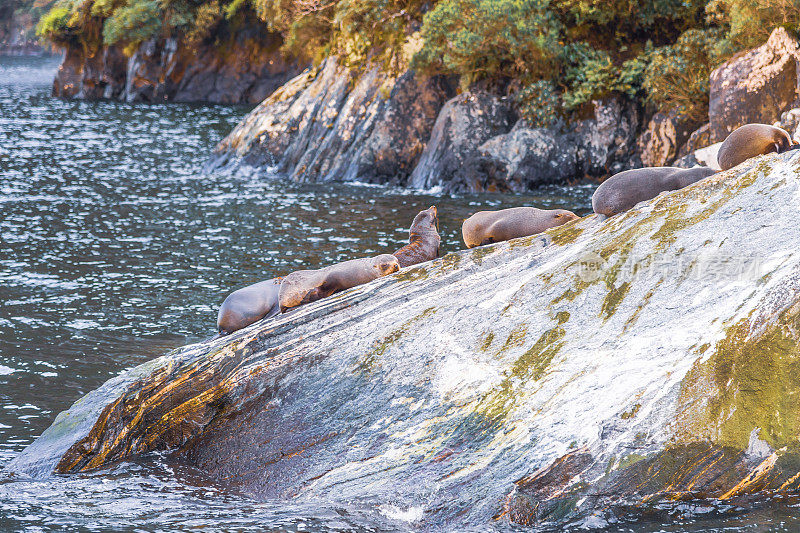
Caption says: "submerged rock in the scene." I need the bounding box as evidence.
[10,151,800,529]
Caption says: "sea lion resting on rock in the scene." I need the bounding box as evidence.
[393,206,441,268]
[592,166,717,217]
[279,254,400,312]
[462,207,579,248]
[717,124,793,171]
[217,277,283,335]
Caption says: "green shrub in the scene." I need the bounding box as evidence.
[515,79,560,127]
[641,28,726,121]
[30,0,800,127]
[707,0,800,50]
[414,0,562,88]
[36,5,75,45]
[101,0,161,47]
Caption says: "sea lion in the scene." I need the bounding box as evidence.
[717,124,793,171]
[217,277,283,335]
[393,206,441,268]
[461,207,579,248]
[591,166,717,217]
[279,254,400,312]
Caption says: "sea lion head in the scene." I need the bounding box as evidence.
[409,205,439,237]
[371,254,401,276]
[551,209,580,225]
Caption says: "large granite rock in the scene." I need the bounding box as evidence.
[53,31,297,104]
[213,68,648,191]
[212,58,451,184]
[709,27,800,142]
[572,96,641,175]
[10,151,800,529]
[637,108,704,166]
[445,123,578,193]
[407,91,515,190]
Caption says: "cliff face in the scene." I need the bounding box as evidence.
[211,57,644,191]
[209,29,800,192]
[9,150,800,529]
[210,58,452,184]
[53,30,298,104]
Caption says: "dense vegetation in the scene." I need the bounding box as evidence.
[33,0,800,123]
[1,0,49,45]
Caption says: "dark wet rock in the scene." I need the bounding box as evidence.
[672,152,700,169]
[407,91,515,190]
[445,124,578,193]
[10,151,800,529]
[637,108,704,167]
[52,31,297,104]
[211,58,450,183]
[709,27,800,142]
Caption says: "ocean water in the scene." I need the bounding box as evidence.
[1,55,798,532]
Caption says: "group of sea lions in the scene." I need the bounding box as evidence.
[216,206,441,335]
[594,123,796,216]
[215,123,795,335]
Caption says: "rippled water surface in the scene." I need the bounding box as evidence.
[1,55,798,531]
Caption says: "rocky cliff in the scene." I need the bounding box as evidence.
[211,28,800,192]
[9,150,800,529]
[211,57,643,192]
[53,30,298,104]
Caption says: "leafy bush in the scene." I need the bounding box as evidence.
[30,0,800,125]
[101,0,161,48]
[413,0,562,88]
[35,5,74,45]
[707,0,800,50]
[641,28,726,121]
[515,79,559,127]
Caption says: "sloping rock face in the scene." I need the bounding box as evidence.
[709,27,800,142]
[52,30,296,104]
[211,58,451,183]
[213,72,644,191]
[12,152,800,530]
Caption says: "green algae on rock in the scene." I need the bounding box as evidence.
[8,151,800,529]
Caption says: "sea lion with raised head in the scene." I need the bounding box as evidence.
[393,206,441,268]
[717,123,793,171]
[279,254,400,312]
[217,277,283,335]
[462,207,579,248]
[592,166,717,217]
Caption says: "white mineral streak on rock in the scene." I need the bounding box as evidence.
[10,151,800,528]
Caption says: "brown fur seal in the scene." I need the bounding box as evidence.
[217,277,282,335]
[461,207,579,248]
[592,166,717,217]
[279,254,400,312]
[393,206,441,268]
[717,124,793,171]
